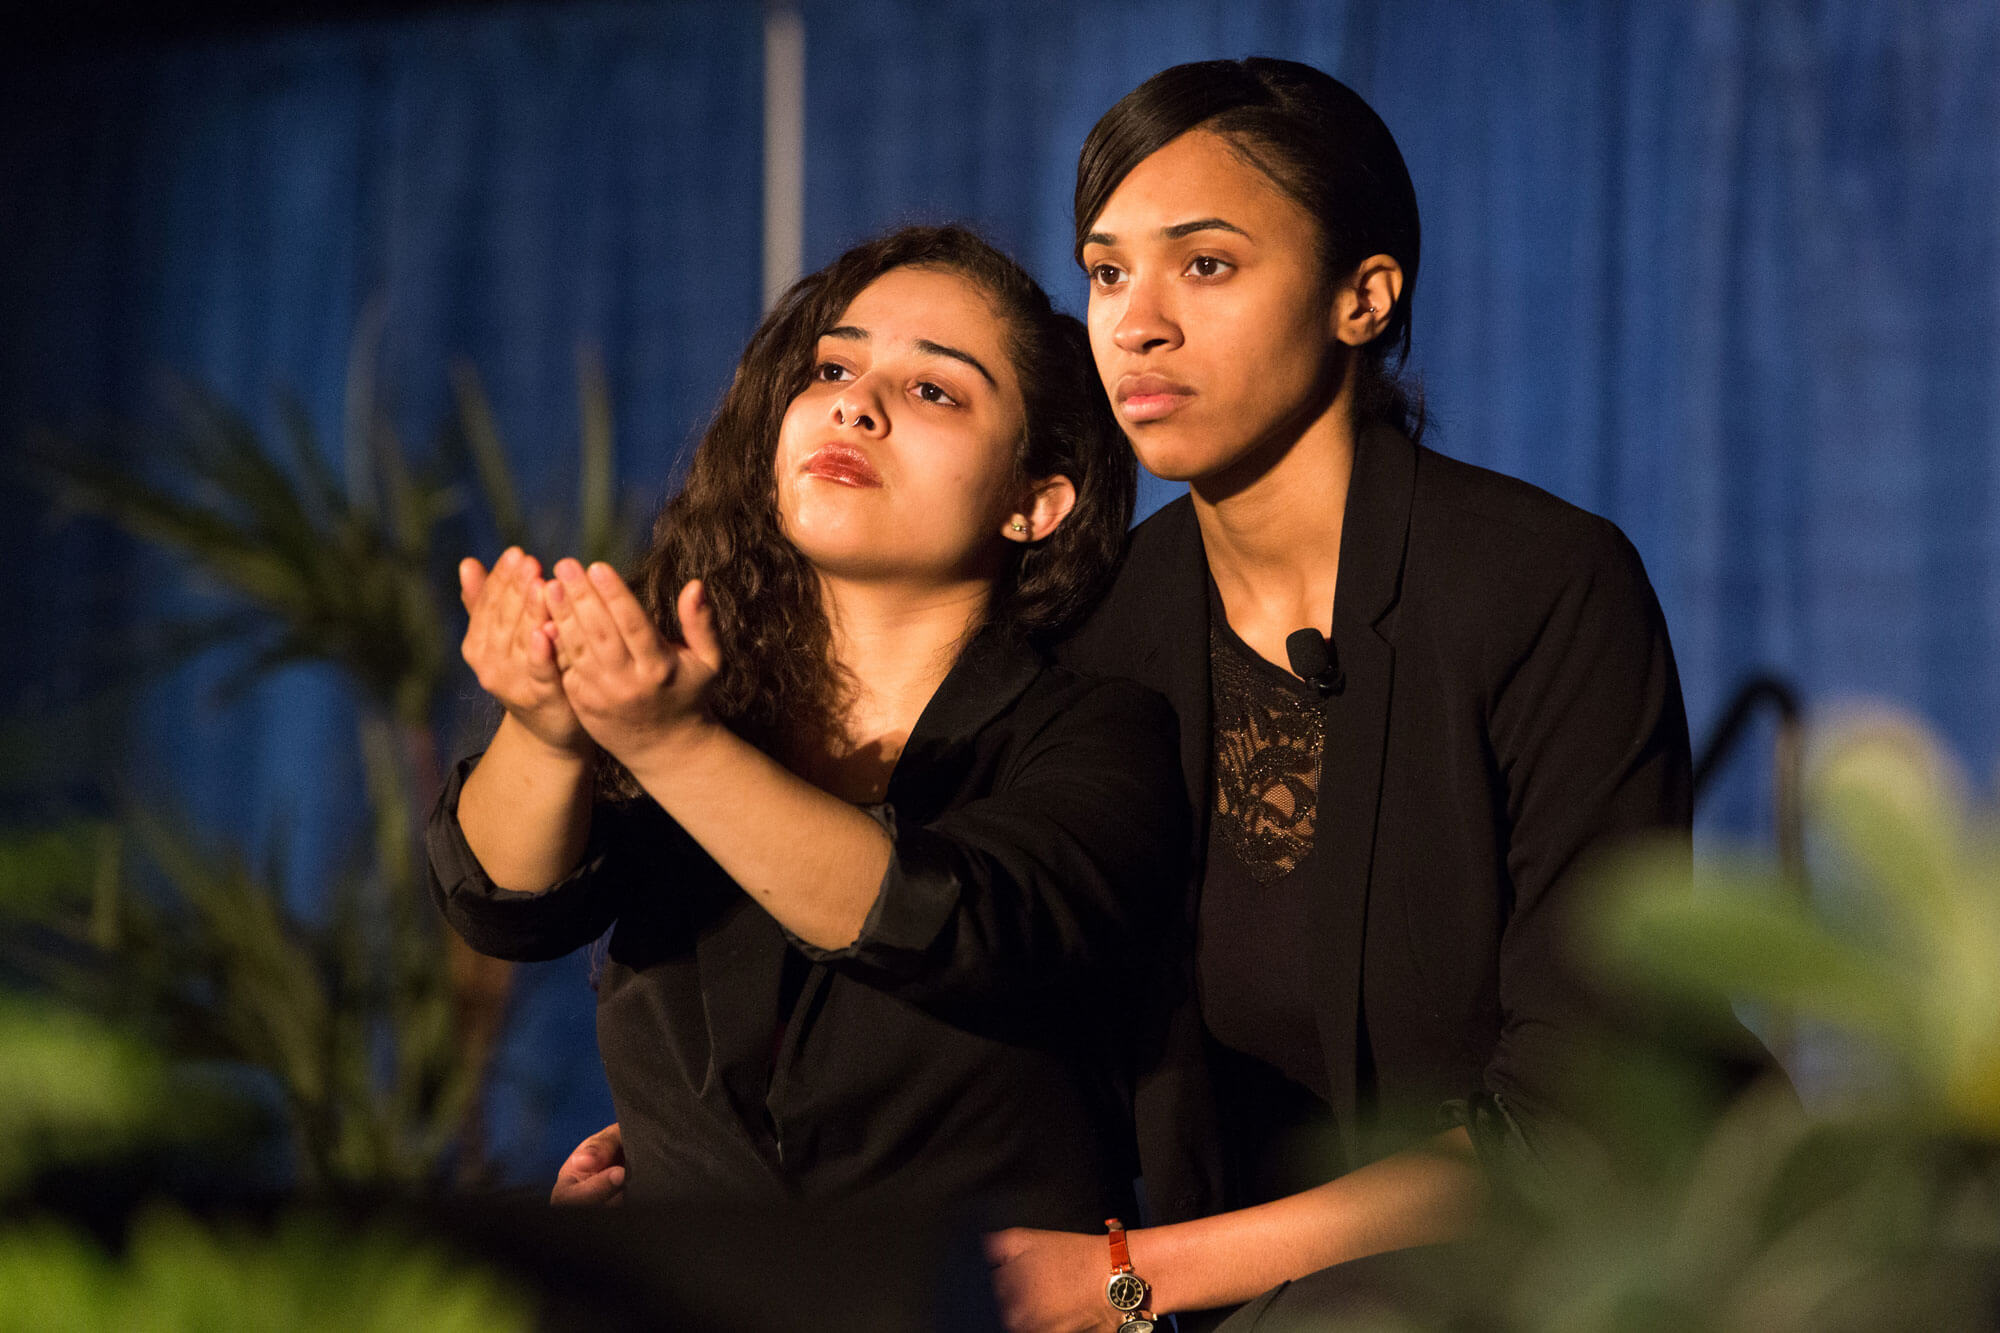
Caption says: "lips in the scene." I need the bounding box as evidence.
[801,445,883,488]
[1114,372,1196,423]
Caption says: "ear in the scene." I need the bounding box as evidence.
[1331,254,1405,348]
[1004,473,1078,544]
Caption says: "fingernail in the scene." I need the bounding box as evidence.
[557,558,584,582]
[546,579,566,604]
[588,562,616,586]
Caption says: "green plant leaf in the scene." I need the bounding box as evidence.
[577,343,616,564]
[449,360,527,552]
[0,999,172,1196]
[1600,875,1918,1047]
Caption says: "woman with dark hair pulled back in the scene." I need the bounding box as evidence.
[983,57,1746,1328]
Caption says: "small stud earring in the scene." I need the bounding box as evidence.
[1009,520,1028,534]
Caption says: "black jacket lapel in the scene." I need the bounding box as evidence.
[888,623,1045,820]
[1311,425,1416,1158]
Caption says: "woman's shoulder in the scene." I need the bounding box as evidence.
[1414,445,1636,563]
[1398,446,1672,697]
[1010,653,1180,745]
[1408,444,1657,609]
[1051,496,1204,673]
[949,626,1177,764]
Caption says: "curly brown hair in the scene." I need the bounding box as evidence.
[628,224,1134,763]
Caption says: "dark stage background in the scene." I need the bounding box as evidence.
[4,0,1996,1185]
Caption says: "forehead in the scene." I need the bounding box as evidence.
[834,267,1008,353]
[1089,129,1306,239]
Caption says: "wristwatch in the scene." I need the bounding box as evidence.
[1104,1218,1157,1333]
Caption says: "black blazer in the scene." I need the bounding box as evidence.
[429,626,1189,1229]
[1056,425,1694,1224]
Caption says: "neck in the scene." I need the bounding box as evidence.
[819,574,990,748]
[1191,387,1358,647]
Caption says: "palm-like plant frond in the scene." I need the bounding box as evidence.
[22,335,646,1190]
[37,384,454,731]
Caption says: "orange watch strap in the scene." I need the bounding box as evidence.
[1105,1217,1133,1272]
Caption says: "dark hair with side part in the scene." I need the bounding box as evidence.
[1075,58,1426,442]
[622,224,1134,774]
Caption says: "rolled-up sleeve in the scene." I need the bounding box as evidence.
[790,678,1190,1018]
[425,755,628,963]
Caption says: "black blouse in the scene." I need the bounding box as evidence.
[428,626,1189,1230]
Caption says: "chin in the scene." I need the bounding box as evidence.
[787,528,879,573]
[1128,434,1240,486]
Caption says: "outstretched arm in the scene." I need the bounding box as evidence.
[544,558,891,951]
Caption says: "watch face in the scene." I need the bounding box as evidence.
[1106,1272,1149,1312]
[1116,1319,1156,1333]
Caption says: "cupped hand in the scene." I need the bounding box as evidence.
[551,1120,626,1206]
[459,547,589,754]
[984,1227,1122,1333]
[545,560,722,766]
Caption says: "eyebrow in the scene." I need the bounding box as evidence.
[1082,217,1252,248]
[821,326,998,389]
[915,338,998,388]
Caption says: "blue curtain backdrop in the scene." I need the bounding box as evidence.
[1,1,766,1180]
[802,0,2000,831]
[4,0,1997,1180]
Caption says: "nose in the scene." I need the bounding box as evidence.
[830,379,886,435]
[1110,274,1182,355]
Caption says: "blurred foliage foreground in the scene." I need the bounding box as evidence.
[0,354,639,1326]
[1328,710,2000,1333]
[15,351,638,1187]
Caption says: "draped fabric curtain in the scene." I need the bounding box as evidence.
[4,0,1995,1176]
[802,0,2000,834]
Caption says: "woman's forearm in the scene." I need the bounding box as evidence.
[456,713,596,893]
[1138,1128,1483,1315]
[622,718,891,951]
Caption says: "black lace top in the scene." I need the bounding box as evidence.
[1208,622,1325,881]
[1197,587,1333,1104]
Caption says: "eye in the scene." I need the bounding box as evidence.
[914,381,960,407]
[813,360,852,382]
[1184,254,1233,280]
[1088,262,1126,289]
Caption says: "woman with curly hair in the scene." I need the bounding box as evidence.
[429,224,1186,1229]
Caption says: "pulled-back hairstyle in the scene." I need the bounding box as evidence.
[1074,58,1425,441]
[630,224,1134,761]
